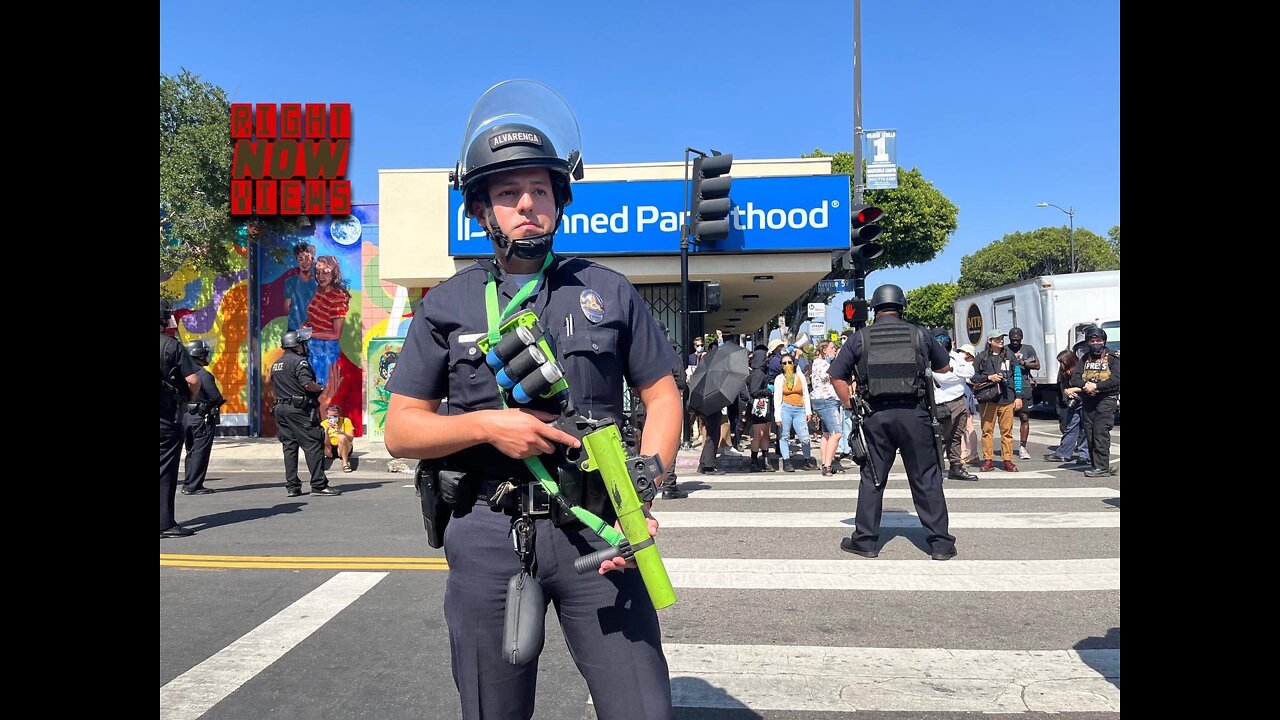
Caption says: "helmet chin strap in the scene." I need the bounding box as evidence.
[481,199,565,266]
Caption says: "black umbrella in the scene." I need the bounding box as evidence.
[687,344,749,416]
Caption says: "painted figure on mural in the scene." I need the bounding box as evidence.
[282,242,317,332]
[303,254,351,387]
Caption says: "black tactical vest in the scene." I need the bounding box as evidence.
[856,321,926,402]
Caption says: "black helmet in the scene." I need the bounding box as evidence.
[869,284,908,310]
[185,339,211,361]
[459,122,576,207]
[160,299,172,326]
[281,327,312,350]
[1085,326,1108,343]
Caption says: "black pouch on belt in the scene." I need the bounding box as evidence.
[415,463,476,549]
[502,571,546,666]
[549,464,615,527]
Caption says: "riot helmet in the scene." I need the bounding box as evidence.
[185,339,212,362]
[869,284,908,311]
[451,80,584,265]
[160,299,172,326]
[281,327,313,353]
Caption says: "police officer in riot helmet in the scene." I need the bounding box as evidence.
[271,328,342,497]
[828,284,958,560]
[384,80,681,720]
[1071,326,1120,477]
[160,299,201,537]
[179,339,226,495]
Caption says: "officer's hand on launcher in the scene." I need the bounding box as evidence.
[487,408,581,459]
[598,511,660,575]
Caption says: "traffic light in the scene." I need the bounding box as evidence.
[842,298,868,325]
[849,204,885,262]
[691,153,733,243]
[691,281,723,312]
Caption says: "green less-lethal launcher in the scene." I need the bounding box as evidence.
[478,311,677,610]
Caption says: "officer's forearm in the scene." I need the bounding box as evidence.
[636,376,681,472]
[384,396,489,459]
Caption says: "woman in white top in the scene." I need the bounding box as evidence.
[808,340,845,476]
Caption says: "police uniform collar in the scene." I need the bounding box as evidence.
[475,253,566,281]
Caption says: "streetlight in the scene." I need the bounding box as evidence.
[1037,202,1076,273]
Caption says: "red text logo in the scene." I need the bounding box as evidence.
[230,103,352,216]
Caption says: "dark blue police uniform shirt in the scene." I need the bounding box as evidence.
[827,315,951,385]
[386,254,677,476]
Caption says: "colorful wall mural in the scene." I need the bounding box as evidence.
[258,205,376,437]
[162,202,407,439]
[161,245,252,433]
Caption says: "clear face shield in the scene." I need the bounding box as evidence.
[455,79,583,184]
[452,80,584,264]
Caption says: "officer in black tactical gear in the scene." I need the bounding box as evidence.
[160,299,201,537]
[384,80,680,720]
[271,328,342,497]
[1071,326,1120,477]
[828,284,958,560]
[180,339,225,495]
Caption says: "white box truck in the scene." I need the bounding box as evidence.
[952,270,1119,406]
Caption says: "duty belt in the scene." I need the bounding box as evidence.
[478,477,553,518]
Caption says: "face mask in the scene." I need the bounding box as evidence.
[1089,342,1105,354]
[783,364,795,375]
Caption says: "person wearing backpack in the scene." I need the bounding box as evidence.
[828,284,958,561]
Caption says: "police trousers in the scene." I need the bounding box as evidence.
[160,416,183,531]
[274,404,329,490]
[851,406,955,552]
[441,503,674,720]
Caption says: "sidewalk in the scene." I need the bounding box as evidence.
[202,436,756,474]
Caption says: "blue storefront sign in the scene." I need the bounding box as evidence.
[449,174,851,257]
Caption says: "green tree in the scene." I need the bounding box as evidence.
[803,149,959,272]
[1108,224,1120,261]
[957,226,1119,294]
[160,69,300,279]
[904,282,959,329]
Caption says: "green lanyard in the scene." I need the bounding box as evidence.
[481,254,624,545]
[484,253,554,346]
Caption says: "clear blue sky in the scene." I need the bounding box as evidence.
[161,0,1119,293]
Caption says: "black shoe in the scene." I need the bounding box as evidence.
[948,464,978,481]
[1109,467,1119,476]
[181,488,215,495]
[930,546,958,561]
[160,525,195,538]
[662,488,687,500]
[286,488,303,497]
[312,487,343,496]
[1083,468,1110,478]
[782,459,795,473]
[697,466,725,475]
[1045,454,1071,463]
[840,537,878,558]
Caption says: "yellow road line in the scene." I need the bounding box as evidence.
[161,553,445,563]
[162,560,449,570]
[160,554,449,571]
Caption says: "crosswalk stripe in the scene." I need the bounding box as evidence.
[160,572,387,720]
[683,487,1119,500]
[656,511,1119,528]
[664,557,1119,591]
[685,471,1056,482]
[662,644,1120,713]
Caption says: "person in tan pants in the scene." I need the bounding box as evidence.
[973,330,1021,472]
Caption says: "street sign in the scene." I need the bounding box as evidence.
[807,302,826,318]
[809,320,826,337]
[815,279,849,294]
[866,129,898,190]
